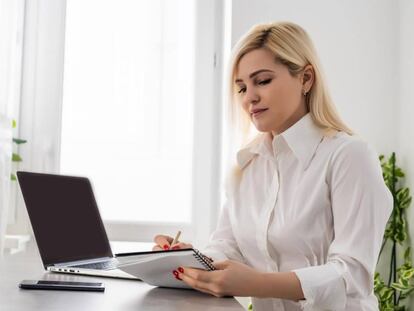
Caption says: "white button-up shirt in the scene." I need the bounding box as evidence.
[204,113,392,310]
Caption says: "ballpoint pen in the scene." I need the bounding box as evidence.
[170,230,181,249]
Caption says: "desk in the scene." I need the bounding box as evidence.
[0,243,244,311]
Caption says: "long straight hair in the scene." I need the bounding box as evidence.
[225,22,353,184]
[227,21,353,148]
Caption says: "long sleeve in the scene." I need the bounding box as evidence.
[202,194,245,263]
[293,140,393,309]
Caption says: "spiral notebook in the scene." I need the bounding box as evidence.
[115,248,215,289]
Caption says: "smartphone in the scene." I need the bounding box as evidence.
[19,280,105,292]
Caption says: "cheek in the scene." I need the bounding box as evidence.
[268,83,301,108]
[240,98,250,114]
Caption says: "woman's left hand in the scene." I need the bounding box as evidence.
[174,260,265,297]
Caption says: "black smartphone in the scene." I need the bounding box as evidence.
[19,280,105,292]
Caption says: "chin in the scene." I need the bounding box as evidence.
[252,122,273,133]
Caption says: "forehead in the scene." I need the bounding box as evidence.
[236,48,280,79]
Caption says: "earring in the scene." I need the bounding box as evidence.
[303,90,307,96]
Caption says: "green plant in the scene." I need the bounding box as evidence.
[10,119,26,181]
[375,152,413,310]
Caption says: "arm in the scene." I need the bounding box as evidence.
[202,194,245,262]
[291,140,393,309]
[177,259,305,299]
[153,181,243,260]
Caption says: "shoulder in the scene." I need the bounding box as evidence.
[236,134,266,169]
[325,132,383,181]
[326,132,379,163]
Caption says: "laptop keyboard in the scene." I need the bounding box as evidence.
[71,260,118,270]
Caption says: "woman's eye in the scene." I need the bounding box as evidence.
[258,78,272,85]
[238,87,246,94]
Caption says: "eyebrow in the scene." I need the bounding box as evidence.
[235,69,275,83]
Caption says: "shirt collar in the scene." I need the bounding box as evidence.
[236,113,325,170]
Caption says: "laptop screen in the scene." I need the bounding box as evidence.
[17,171,113,266]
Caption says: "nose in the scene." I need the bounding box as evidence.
[242,87,259,107]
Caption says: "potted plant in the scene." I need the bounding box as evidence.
[0,118,26,255]
[10,119,27,180]
[375,152,413,310]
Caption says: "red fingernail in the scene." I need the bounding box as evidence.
[172,270,179,277]
[171,245,180,250]
[178,267,184,273]
[163,245,170,250]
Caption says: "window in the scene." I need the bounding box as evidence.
[61,0,195,223]
[16,0,224,246]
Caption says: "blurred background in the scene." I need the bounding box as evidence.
[0,0,413,284]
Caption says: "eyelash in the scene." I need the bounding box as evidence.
[237,78,272,94]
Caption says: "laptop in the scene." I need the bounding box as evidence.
[17,171,138,279]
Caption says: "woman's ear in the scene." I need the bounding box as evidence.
[301,65,314,93]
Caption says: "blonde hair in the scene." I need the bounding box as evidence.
[228,21,353,147]
[224,21,353,186]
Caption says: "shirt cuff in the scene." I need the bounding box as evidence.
[293,262,346,310]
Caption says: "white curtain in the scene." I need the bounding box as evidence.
[0,116,12,255]
[0,0,25,254]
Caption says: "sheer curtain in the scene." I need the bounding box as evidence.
[0,0,25,253]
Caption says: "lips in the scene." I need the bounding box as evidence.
[250,108,268,117]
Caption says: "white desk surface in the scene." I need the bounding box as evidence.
[0,241,244,311]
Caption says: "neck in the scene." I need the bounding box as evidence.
[271,104,308,138]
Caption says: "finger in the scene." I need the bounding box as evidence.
[154,234,174,250]
[170,242,193,250]
[152,245,163,251]
[181,267,215,283]
[178,271,218,297]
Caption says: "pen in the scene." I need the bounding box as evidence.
[170,230,181,249]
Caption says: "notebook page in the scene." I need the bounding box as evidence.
[118,250,212,288]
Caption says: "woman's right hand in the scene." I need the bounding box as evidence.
[152,234,193,251]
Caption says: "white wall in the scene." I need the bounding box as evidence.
[230,0,399,156]
[399,0,414,282]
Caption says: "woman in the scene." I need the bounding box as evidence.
[153,21,392,310]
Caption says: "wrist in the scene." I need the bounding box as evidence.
[253,272,274,298]
[253,271,304,300]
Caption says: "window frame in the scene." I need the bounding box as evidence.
[14,0,227,247]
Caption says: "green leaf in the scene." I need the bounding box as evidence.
[396,188,412,210]
[13,138,27,144]
[392,282,408,291]
[401,278,409,287]
[12,153,22,162]
[401,286,414,299]
[10,173,16,181]
[394,167,405,178]
[404,247,412,262]
[401,268,414,280]
[12,119,16,128]
[380,288,394,301]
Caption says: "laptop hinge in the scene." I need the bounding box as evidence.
[51,256,115,268]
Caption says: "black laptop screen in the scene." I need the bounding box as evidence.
[17,171,113,266]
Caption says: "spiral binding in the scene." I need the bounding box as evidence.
[193,249,215,271]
